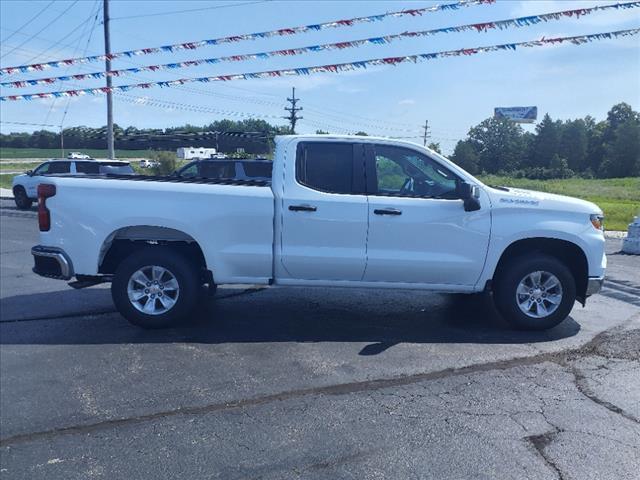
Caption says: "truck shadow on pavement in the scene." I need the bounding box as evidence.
[0,287,581,353]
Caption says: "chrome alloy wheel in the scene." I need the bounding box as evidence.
[516,270,563,319]
[127,265,179,315]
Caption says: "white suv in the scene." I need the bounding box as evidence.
[12,159,134,209]
[67,152,91,159]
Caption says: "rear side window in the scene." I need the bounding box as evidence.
[199,162,235,179]
[47,162,71,174]
[99,163,134,175]
[296,142,354,194]
[75,162,99,174]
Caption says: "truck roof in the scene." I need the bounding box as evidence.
[44,158,131,164]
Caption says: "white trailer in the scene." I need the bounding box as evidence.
[177,146,217,160]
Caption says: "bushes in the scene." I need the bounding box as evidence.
[150,151,177,175]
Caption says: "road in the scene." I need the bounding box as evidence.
[1,198,638,479]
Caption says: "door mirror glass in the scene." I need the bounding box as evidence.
[456,181,481,211]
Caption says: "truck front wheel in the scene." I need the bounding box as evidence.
[111,247,199,329]
[13,187,33,210]
[494,254,576,331]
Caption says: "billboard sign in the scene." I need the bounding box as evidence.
[494,106,538,124]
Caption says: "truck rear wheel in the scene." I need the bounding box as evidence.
[111,247,199,329]
[494,254,576,331]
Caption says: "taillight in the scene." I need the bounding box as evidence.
[37,183,56,232]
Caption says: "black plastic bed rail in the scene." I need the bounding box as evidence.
[41,173,271,187]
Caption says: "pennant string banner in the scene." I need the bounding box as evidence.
[0,0,497,76]
[2,28,638,102]
[3,1,638,89]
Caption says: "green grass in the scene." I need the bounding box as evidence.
[0,148,152,159]
[0,162,42,172]
[478,176,640,231]
[0,175,13,190]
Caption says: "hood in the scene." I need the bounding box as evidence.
[486,186,602,215]
[11,173,27,184]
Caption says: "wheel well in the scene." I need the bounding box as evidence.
[98,226,209,280]
[494,238,588,303]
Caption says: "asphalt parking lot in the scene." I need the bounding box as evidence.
[1,198,638,479]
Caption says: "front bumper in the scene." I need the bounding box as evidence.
[586,276,605,296]
[32,245,74,280]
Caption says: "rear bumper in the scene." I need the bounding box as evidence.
[32,245,74,280]
[586,276,605,296]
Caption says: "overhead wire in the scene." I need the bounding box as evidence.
[0,0,56,44]
[0,0,81,61]
[110,0,270,21]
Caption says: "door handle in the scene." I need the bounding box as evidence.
[289,204,317,212]
[374,208,402,216]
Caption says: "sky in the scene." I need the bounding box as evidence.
[0,0,639,153]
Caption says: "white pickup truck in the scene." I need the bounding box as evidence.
[31,135,606,330]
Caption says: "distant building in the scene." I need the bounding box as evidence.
[177,146,218,160]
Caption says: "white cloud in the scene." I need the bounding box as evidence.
[398,99,416,106]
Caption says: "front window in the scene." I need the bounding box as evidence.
[46,162,71,174]
[373,145,458,199]
[33,163,50,175]
[178,163,199,178]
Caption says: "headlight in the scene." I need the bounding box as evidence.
[590,214,604,231]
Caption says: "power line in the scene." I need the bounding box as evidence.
[0,0,80,60]
[0,0,56,44]
[110,0,269,21]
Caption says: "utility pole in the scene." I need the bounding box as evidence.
[284,87,303,134]
[103,0,114,159]
[422,120,430,146]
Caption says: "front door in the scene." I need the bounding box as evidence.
[280,141,368,281]
[364,143,490,286]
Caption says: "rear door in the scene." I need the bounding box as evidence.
[279,141,368,281]
[364,143,490,286]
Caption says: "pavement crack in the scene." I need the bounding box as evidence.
[566,364,640,425]
[526,430,567,480]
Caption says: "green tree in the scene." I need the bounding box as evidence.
[427,142,441,154]
[529,114,562,168]
[558,119,588,172]
[467,117,525,173]
[315,130,329,134]
[354,131,368,136]
[450,140,479,174]
[600,118,640,177]
[603,102,639,145]
[150,151,178,175]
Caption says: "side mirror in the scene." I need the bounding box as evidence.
[456,181,481,212]
[26,170,34,176]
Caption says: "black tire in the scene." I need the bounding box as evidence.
[13,187,33,210]
[494,254,576,331]
[111,246,200,329]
